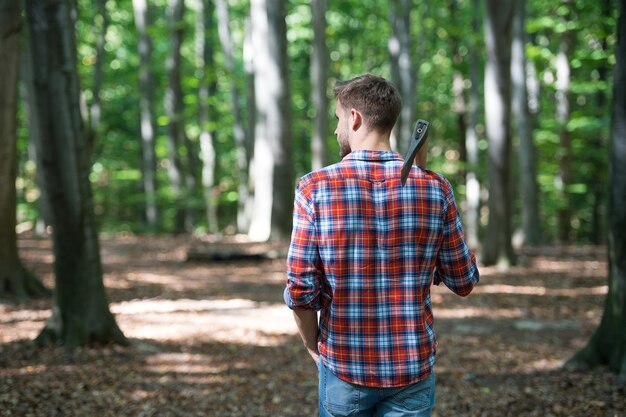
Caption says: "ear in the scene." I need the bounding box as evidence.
[349,109,362,132]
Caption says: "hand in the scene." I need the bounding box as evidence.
[307,347,320,365]
[433,268,442,285]
[415,136,429,168]
[292,309,320,365]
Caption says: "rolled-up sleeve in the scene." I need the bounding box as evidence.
[434,179,479,296]
[285,180,327,310]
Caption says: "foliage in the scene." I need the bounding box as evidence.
[14,0,617,242]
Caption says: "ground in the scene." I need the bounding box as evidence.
[0,234,624,417]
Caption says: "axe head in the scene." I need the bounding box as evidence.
[401,119,429,185]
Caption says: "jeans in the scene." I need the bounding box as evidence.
[318,361,435,417]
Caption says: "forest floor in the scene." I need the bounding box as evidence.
[1,234,625,417]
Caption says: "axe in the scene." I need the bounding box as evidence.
[400,119,430,185]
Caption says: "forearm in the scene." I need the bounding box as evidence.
[292,309,320,363]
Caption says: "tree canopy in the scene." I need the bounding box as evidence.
[12,0,616,244]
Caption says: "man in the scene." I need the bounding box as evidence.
[284,74,479,417]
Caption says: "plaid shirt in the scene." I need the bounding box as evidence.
[285,150,479,388]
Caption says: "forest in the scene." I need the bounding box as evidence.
[4,0,618,243]
[1,0,626,416]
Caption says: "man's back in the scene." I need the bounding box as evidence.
[287,150,479,388]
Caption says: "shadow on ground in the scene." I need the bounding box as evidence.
[0,235,623,417]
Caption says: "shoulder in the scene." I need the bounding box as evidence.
[415,167,453,191]
[297,161,345,191]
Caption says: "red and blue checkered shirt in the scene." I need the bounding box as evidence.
[285,150,479,388]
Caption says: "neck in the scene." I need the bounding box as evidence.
[351,131,392,152]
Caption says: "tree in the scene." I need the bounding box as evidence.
[388,0,416,154]
[483,0,516,267]
[248,0,294,241]
[24,0,126,347]
[132,0,159,231]
[83,0,108,161]
[216,0,250,233]
[555,0,574,243]
[310,0,329,171]
[511,0,541,245]
[19,33,53,234]
[0,0,48,300]
[566,0,626,383]
[242,14,256,233]
[463,0,482,249]
[449,0,480,249]
[196,0,218,234]
[165,0,191,232]
[590,0,614,245]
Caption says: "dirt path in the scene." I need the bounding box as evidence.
[1,235,624,416]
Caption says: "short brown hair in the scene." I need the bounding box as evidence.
[333,74,401,133]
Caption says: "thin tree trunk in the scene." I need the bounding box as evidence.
[483,0,515,268]
[216,0,250,233]
[133,0,159,231]
[0,0,48,300]
[165,0,189,233]
[163,0,200,232]
[511,0,541,246]
[266,0,294,241]
[450,0,466,172]
[242,15,256,234]
[591,0,613,245]
[248,0,294,241]
[464,0,481,250]
[196,0,218,234]
[388,0,416,154]
[21,30,53,235]
[83,0,108,161]
[310,0,329,171]
[181,6,202,232]
[555,1,574,243]
[566,0,626,383]
[25,0,125,347]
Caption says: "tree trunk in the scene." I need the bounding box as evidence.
[449,1,466,168]
[132,0,159,231]
[464,0,481,250]
[165,0,189,233]
[448,0,467,179]
[216,0,250,233]
[24,0,126,347]
[248,0,294,241]
[241,15,256,234]
[566,0,626,383]
[196,0,218,234]
[388,0,416,154]
[511,0,541,246]
[20,40,50,235]
[591,0,613,245]
[450,0,480,250]
[83,0,108,161]
[483,0,515,268]
[310,0,329,171]
[555,1,574,243]
[0,0,48,300]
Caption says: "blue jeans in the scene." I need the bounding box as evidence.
[318,361,435,417]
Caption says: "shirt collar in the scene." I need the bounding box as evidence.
[342,150,403,162]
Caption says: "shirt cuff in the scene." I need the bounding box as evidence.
[283,286,295,308]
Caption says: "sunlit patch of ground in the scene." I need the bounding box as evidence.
[1,236,624,417]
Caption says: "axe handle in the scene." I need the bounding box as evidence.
[414,135,429,168]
